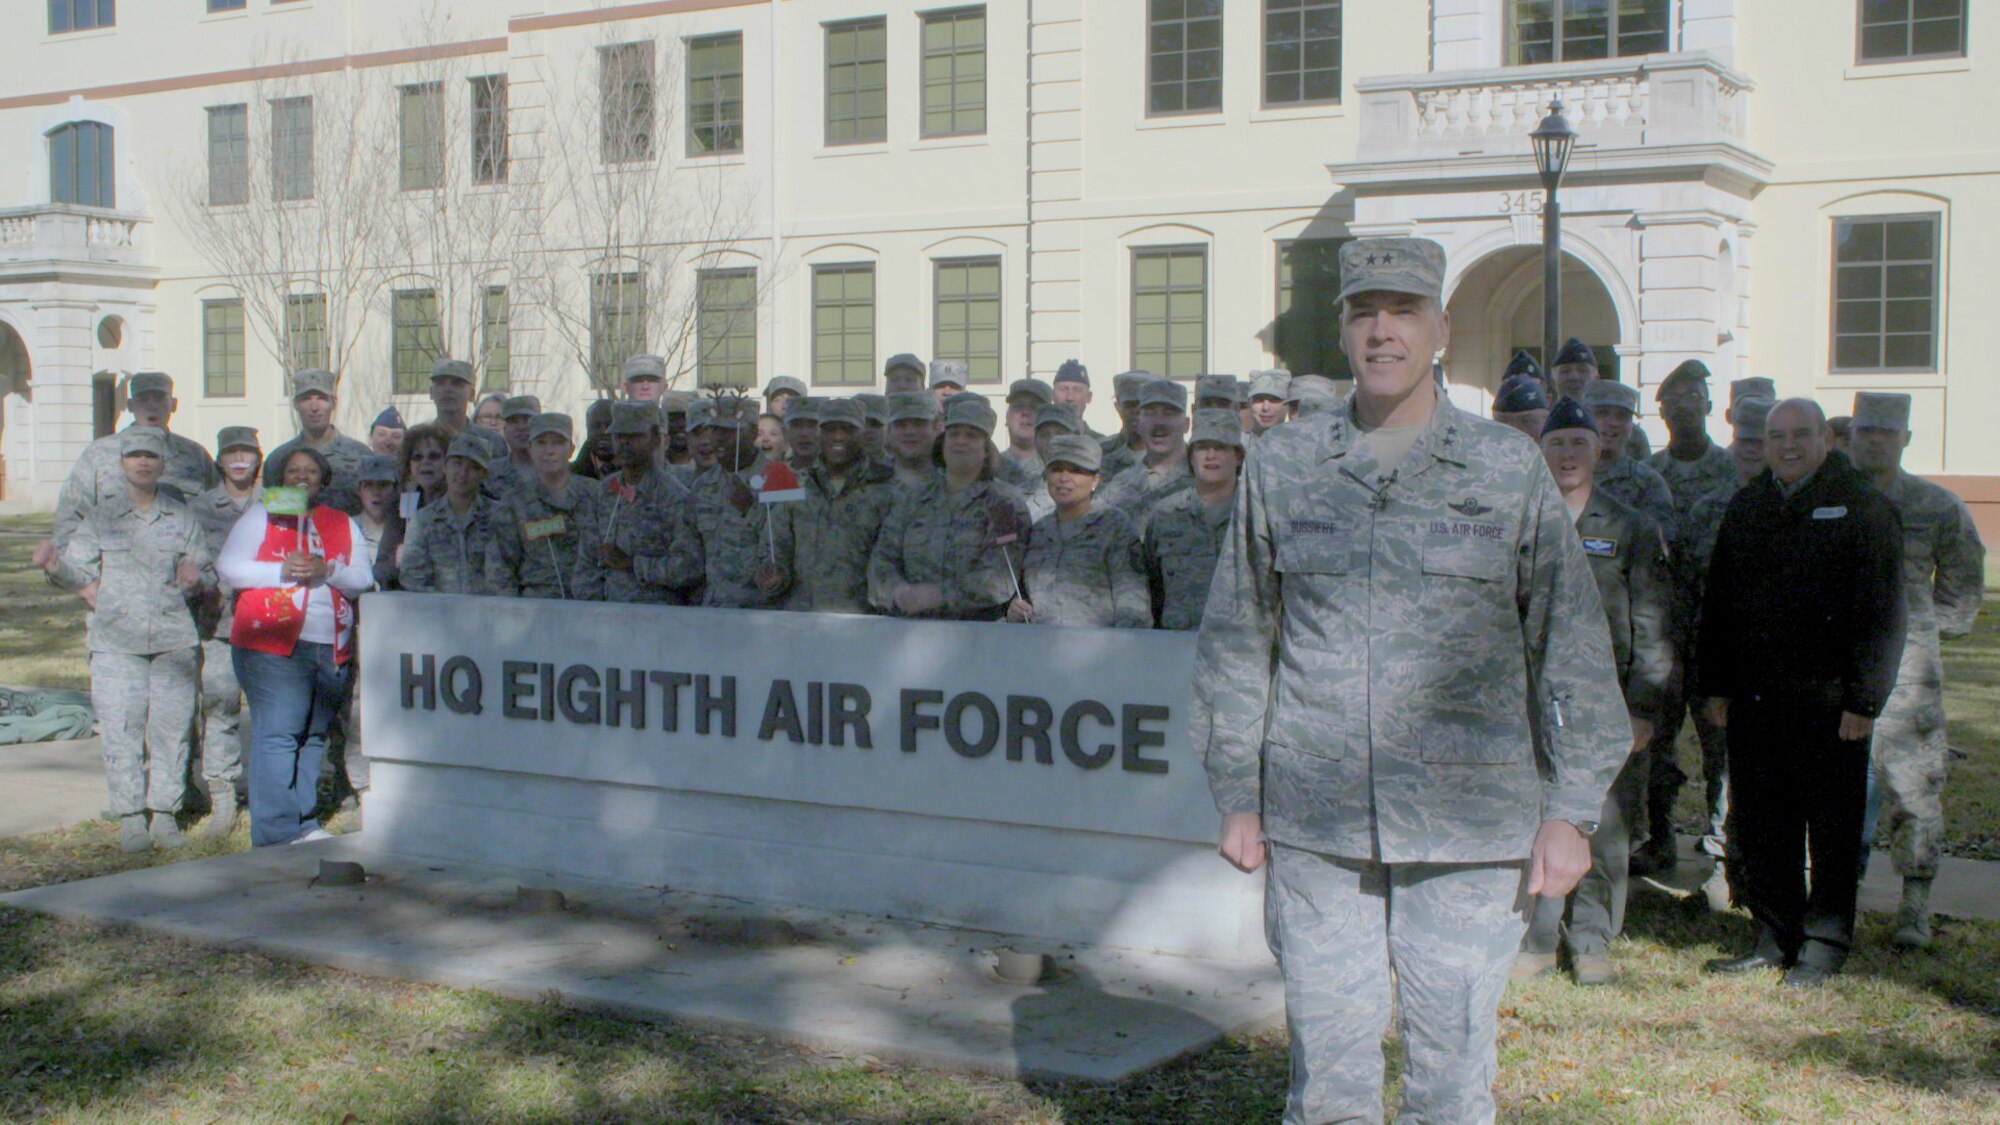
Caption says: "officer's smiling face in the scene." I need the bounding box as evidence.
[530,433,572,476]
[121,451,165,488]
[294,391,335,432]
[1764,402,1829,485]
[888,418,934,460]
[819,421,861,469]
[1249,396,1286,430]
[1138,405,1187,455]
[1340,291,1448,402]
[1190,442,1242,485]
[219,449,260,487]
[1590,407,1632,462]
[1539,429,1599,492]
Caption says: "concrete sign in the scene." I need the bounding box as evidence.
[361,594,1268,962]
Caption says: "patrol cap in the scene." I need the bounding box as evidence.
[657,390,697,418]
[1195,374,1240,405]
[529,413,573,443]
[787,397,823,425]
[854,393,889,425]
[215,425,260,454]
[764,375,807,399]
[607,401,660,436]
[1656,359,1711,399]
[1493,375,1550,414]
[1852,391,1912,432]
[621,353,666,383]
[1054,359,1088,387]
[466,424,508,459]
[1247,369,1292,401]
[371,406,405,431]
[1112,370,1153,406]
[502,394,542,420]
[357,454,401,484]
[1138,379,1188,413]
[1288,374,1342,406]
[1729,377,1776,409]
[1582,380,1640,415]
[1044,434,1102,473]
[127,371,173,398]
[1337,237,1446,304]
[1541,398,1598,438]
[1007,378,1055,407]
[445,431,493,470]
[941,394,996,435]
[1731,397,1774,440]
[817,398,865,429]
[290,368,337,400]
[584,398,615,426]
[1189,408,1245,451]
[686,400,716,430]
[1552,337,1596,369]
[929,359,969,389]
[121,426,168,458]
[431,358,475,384]
[883,353,925,378]
[886,391,938,424]
[1502,349,1543,383]
[1035,402,1081,433]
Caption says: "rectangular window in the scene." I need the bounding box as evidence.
[206,104,248,206]
[933,257,1002,383]
[471,74,509,185]
[390,289,441,395]
[696,268,758,388]
[207,0,245,11]
[1149,0,1223,115]
[599,41,655,164]
[921,7,987,137]
[1264,0,1340,105]
[270,96,314,202]
[1510,0,1670,65]
[284,292,328,376]
[202,299,245,398]
[812,264,876,386]
[1858,0,1966,63]
[398,82,444,192]
[1832,214,1940,373]
[1275,238,1354,380]
[481,286,510,392]
[590,272,647,390]
[687,33,745,155]
[48,0,114,33]
[825,18,889,145]
[1132,246,1207,377]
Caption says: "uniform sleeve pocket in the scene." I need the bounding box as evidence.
[1421,537,1511,581]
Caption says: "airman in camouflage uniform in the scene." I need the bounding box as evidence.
[1193,239,1629,1124]
[53,371,218,551]
[1025,402,1082,524]
[785,397,822,475]
[870,396,1030,621]
[1142,410,1243,631]
[40,428,214,852]
[782,399,897,614]
[1246,370,1291,438]
[493,414,610,600]
[573,403,703,605]
[261,369,372,515]
[1098,379,1192,532]
[1848,392,1987,947]
[997,378,1054,491]
[1584,381,1677,539]
[1008,436,1149,628]
[929,359,969,411]
[884,392,942,492]
[399,432,510,596]
[694,400,793,608]
[1099,371,1151,478]
[190,425,263,838]
[1288,374,1344,418]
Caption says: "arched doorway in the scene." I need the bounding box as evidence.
[1443,247,1626,405]
[0,321,28,503]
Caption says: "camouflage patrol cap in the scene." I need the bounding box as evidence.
[1728,377,1776,408]
[1054,359,1089,386]
[584,398,615,426]
[817,398,865,429]
[1112,370,1153,406]
[1493,375,1550,414]
[290,368,337,400]
[445,431,494,471]
[1731,397,1775,440]
[1034,402,1081,433]
[883,353,925,378]
[657,390,697,418]
[1188,408,1244,451]
[1582,380,1640,415]
[1138,379,1188,412]
[886,391,938,424]
[854,393,889,425]
[1007,378,1055,407]
[1195,374,1241,405]
[686,400,715,430]
[120,426,168,458]
[502,394,541,419]
[607,401,659,436]
[215,425,260,454]
[127,371,173,397]
[764,375,807,399]
[431,358,475,384]
[788,397,823,425]
[529,413,573,443]
[1337,237,1446,304]
[1247,370,1292,401]
[929,360,969,389]
[1288,374,1341,407]
[1656,359,1712,399]
[1852,391,1912,432]
[1552,337,1596,369]
[941,394,997,435]
[356,454,400,484]
[1043,434,1102,473]
[621,354,666,382]
[1541,398,1598,437]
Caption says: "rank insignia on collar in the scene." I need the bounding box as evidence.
[1448,497,1492,517]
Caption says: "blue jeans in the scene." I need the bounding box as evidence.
[233,642,351,846]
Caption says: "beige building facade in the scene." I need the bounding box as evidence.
[0,0,1992,528]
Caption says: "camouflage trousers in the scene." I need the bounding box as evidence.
[1265,845,1529,1125]
[1642,659,1729,858]
[198,638,245,788]
[1868,679,1948,880]
[90,648,199,817]
[1524,750,1644,955]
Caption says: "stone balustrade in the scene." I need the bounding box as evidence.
[0,204,151,271]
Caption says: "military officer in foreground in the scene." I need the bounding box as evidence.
[1847,392,1985,948]
[1194,238,1629,1123]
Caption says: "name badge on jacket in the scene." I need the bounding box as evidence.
[1812,506,1847,520]
[1581,536,1618,558]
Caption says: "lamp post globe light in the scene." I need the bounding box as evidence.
[1531,97,1579,375]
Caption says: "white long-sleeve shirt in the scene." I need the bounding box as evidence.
[216,503,375,645]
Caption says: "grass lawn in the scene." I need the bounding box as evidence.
[2,513,1997,1122]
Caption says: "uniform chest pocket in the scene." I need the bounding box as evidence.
[1274,519,1356,575]
[1421,534,1512,581]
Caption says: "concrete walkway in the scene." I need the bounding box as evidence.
[0,735,103,838]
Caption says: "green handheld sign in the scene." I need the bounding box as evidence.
[263,486,309,516]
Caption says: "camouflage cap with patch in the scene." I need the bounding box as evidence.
[1582,380,1640,414]
[431,358,475,383]
[1247,369,1292,401]
[1044,434,1102,474]
[657,390,697,417]
[621,353,666,382]
[1189,408,1244,450]
[1112,370,1154,405]
[1731,397,1775,440]
[607,401,660,436]
[1195,374,1241,405]
[215,425,260,454]
[290,368,337,400]
[445,431,494,470]
[886,391,938,424]
[1034,402,1081,433]
[357,454,401,484]
[1288,373,1341,406]
[788,397,823,425]
[584,397,616,424]
[1728,377,1777,411]
[941,393,996,434]
[1337,237,1446,304]
[502,394,542,419]
[854,393,889,425]
[928,360,969,389]
[529,413,573,442]
[764,375,807,399]
[127,371,173,397]
[686,399,715,429]
[883,352,925,378]
[1138,379,1188,413]
[1007,378,1055,407]
[121,426,168,458]
[817,398,865,428]
[1852,391,1912,432]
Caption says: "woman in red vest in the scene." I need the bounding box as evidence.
[216,447,374,846]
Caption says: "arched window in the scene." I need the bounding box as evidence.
[49,122,115,208]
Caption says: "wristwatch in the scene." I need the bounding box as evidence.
[1567,819,1599,838]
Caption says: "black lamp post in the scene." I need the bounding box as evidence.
[1531,97,1578,373]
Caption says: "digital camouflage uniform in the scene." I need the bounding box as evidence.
[1098,434,1142,479]
[869,476,1031,620]
[398,495,510,596]
[1592,454,1676,541]
[1020,506,1150,628]
[49,490,212,819]
[190,480,258,792]
[782,459,898,614]
[693,453,793,609]
[1669,477,1744,854]
[494,474,610,600]
[262,431,372,515]
[1646,442,1736,533]
[1141,487,1233,631]
[1193,390,1629,1125]
[1098,456,1192,534]
[53,428,217,550]
[573,467,703,604]
[996,450,1044,494]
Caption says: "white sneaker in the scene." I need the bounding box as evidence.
[288,828,336,845]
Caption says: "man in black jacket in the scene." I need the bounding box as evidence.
[1697,398,1906,988]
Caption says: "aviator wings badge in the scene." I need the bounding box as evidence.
[1447,497,1492,517]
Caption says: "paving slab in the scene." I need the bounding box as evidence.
[1638,834,2000,923]
[0,736,105,838]
[0,838,1286,1081]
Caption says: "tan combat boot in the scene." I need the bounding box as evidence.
[1892,878,1933,949]
[194,783,237,840]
